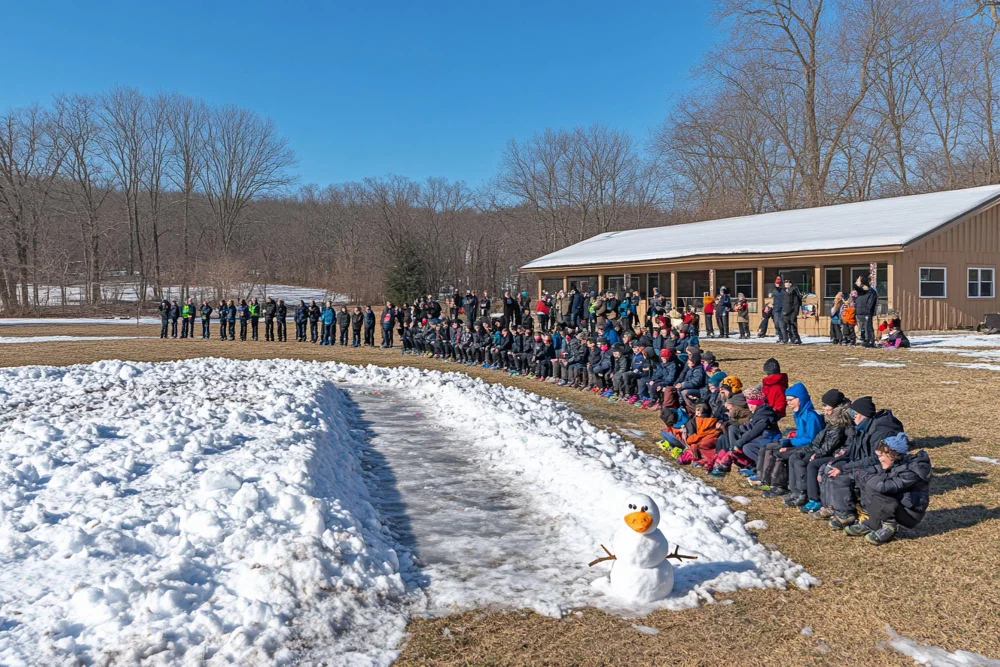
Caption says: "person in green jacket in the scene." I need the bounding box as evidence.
[249,298,261,341]
[180,298,196,339]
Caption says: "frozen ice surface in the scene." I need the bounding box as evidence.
[886,625,1000,666]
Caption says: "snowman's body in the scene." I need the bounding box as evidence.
[606,494,675,602]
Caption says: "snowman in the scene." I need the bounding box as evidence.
[589,493,696,603]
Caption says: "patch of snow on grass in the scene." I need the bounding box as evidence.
[856,360,907,368]
[971,456,1000,467]
[946,362,1000,372]
[0,336,154,344]
[886,624,1000,666]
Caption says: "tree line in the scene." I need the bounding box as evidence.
[3,0,1000,314]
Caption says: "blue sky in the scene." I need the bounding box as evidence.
[3,1,716,188]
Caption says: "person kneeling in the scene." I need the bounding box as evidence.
[841,434,930,545]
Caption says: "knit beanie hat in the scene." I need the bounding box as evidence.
[659,348,673,358]
[721,375,743,394]
[726,392,748,409]
[708,371,728,387]
[850,396,877,419]
[745,387,765,406]
[822,388,847,408]
[883,432,909,454]
[763,357,781,375]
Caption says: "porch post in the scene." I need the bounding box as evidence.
[756,265,765,315]
[670,269,678,310]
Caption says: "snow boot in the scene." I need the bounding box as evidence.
[784,493,807,507]
[864,522,898,545]
[799,499,822,513]
[828,513,858,530]
[710,466,727,477]
[843,520,873,537]
[762,486,788,498]
[818,506,835,519]
[669,446,684,459]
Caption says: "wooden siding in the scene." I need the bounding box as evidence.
[896,203,1000,329]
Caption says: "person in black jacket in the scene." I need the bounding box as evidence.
[854,274,879,347]
[306,300,321,343]
[363,306,376,346]
[275,300,288,342]
[501,290,519,328]
[770,277,786,342]
[786,390,851,509]
[263,298,277,341]
[351,307,364,346]
[841,433,930,545]
[227,300,237,340]
[200,301,213,339]
[217,300,229,341]
[158,300,171,338]
[781,279,803,344]
[337,307,350,345]
[295,301,308,342]
[823,396,904,527]
[168,300,180,338]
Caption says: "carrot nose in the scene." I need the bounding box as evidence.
[625,511,653,533]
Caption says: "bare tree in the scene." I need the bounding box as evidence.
[165,93,206,298]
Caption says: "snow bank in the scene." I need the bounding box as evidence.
[886,624,1000,666]
[0,318,160,326]
[0,359,408,666]
[340,364,819,614]
[0,359,818,664]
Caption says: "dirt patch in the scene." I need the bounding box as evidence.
[0,333,997,665]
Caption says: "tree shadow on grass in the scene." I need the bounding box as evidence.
[902,505,1000,539]
[930,469,991,495]
[909,436,971,450]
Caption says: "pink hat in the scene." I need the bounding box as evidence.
[745,387,765,406]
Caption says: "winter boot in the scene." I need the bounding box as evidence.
[843,520,873,537]
[818,506,835,519]
[864,522,898,545]
[799,499,822,513]
[762,486,788,498]
[828,513,858,530]
[784,493,808,507]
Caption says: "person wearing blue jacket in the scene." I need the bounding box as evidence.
[200,301,213,339]
[761,382,825,497]
[601,319,620,345]
[320,302,335,345]
[674,350,706,405]
[216,300,229,340]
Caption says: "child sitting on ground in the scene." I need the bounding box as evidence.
[883,326,910,349]
[731,387,781,477]
[761,357,788,419]
[681,402,719,469]
[840,433,931,545]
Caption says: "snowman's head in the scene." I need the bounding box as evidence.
[622,494,660,534]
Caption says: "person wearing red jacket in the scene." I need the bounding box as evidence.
[535,295,552,331]
[761,357,789,419]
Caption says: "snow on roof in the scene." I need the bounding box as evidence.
[522,185,1000,270]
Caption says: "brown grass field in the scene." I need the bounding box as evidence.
[1,323,999,666]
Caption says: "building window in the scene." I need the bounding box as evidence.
[825,267,843,298]
[968,268,994,299]
[541,278,563,295]
[919,267,947,298]
[778,268,814,294]
[735,270,755,298]
[568,275,597,295]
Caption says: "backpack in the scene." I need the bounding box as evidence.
[841,306,857,325]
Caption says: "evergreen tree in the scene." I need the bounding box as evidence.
[385,241,426,305]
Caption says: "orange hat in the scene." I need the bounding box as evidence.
[721,376,743,394]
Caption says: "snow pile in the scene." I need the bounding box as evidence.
[970,456,1000,467]
[0,360,408,666]
[0,359,819,664]
[0,317,160,326]
[342,363,819,614]
[886,625,1000,666]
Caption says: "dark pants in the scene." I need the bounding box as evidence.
[783,314,800,343]
[773,315,785,342]
[310,320,319,342]
[738,322,750,338]
[180,318,190,338]
[859,315,875,347]
[251,317,260,340]
[263,318,273,341]
[220,320,228,340]
[240,320,248,340]
[228,320,236,339]
[842,322,856,345]
[160,319,169,338]
[277,319,287,341]
[382,326,394,347]
[830,321,843,343]
[352,328,361,346]
[364,325,375,346]
[296,321,306,341]
[322,323,334,344]
[170,318,178,337]
[705,315,714,336]
[862,489,922,531]
[340,327,349,345]
[201,318,210,338]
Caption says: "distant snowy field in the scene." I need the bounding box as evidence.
[0,360,816,665]
[10,283,349,307]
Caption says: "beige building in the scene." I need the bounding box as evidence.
[522,185,1000,332]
